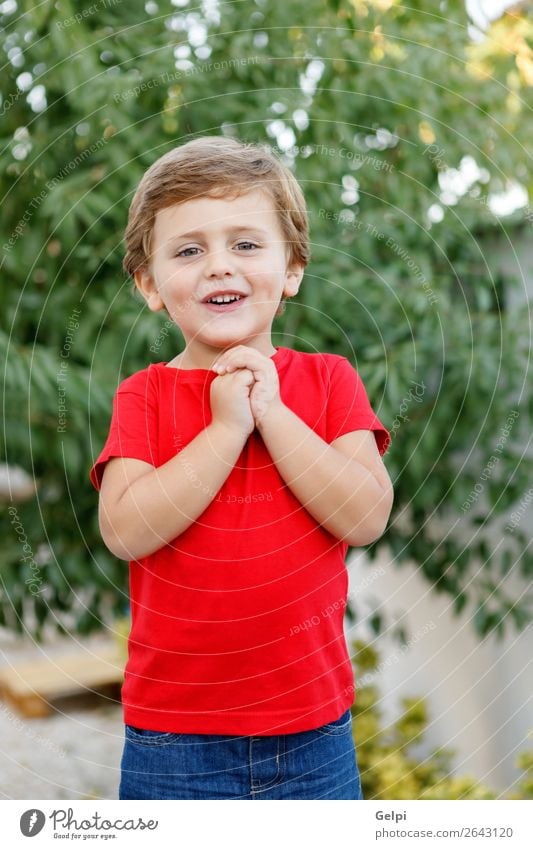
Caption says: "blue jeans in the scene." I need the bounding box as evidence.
[119,709,363,800]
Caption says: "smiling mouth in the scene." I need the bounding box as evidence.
[203,295,247,312]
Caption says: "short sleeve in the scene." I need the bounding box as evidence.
[89,369,159,491]
[326,357,391,456]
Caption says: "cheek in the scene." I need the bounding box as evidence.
[246,261,285,283]
[156,265,192,293]
[159,261,184,280]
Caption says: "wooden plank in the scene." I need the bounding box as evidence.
[0,646,124,718]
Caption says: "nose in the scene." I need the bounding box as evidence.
[203,245,235,279]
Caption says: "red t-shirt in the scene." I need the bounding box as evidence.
[89,346,390,735]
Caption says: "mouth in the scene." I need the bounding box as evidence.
[202,294,248,313]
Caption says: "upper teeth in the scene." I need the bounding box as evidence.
[207,295,242,304]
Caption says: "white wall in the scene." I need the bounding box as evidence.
[346,546,532,795]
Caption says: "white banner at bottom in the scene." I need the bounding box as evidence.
[3,799,532,849]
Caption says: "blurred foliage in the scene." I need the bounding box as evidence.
[350,639,533,799]
[1,0,532,638]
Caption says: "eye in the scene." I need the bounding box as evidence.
[235,241,259,251]
[175,246,201,257]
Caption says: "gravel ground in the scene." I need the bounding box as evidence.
[0,629,125,800]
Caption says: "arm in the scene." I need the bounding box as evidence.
[256,402,394,546]
[98,419,247,561]
[211,345,393,546]
[97,365,256,561]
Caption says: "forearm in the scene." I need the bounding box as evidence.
[109,421,247,559]
[257,402,391,545]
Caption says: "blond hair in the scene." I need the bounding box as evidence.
[123,136,310,317]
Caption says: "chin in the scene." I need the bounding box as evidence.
[201,326,255,341]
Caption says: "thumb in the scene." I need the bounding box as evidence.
[234,367,255,386]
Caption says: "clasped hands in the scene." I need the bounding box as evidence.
[212,345,283,428]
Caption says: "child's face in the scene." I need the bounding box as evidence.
[134,188,304,361]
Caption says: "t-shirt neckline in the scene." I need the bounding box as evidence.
[154,346,288,376]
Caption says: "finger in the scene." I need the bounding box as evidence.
[218,366,255,383]
[213,346,266,371]
[230,368,255,386]
[214,355,262,373]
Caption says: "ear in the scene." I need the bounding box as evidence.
[134,267,165,312]
[283,263,305,298]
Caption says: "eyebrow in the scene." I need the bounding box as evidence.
[167,226,270,245]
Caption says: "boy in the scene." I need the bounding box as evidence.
[89,136,393,800]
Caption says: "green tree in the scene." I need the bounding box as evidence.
[1,0,532,638]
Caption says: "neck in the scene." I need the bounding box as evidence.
[172,339,277,370]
